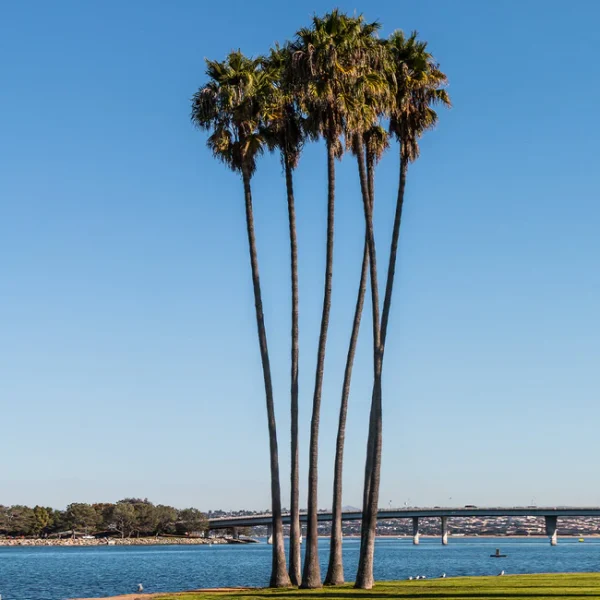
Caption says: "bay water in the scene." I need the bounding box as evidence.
[1,537,599,600]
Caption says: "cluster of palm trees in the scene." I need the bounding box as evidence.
[191,9,450,591]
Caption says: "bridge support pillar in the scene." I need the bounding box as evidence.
[232,527,239,540]
[412,517,420,545]
[545,516,558,546]
[441,516,449,545]
[203,529,211,539]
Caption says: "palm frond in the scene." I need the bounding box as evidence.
[386,29,450,161]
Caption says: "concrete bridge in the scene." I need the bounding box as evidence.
[208,507,600,546]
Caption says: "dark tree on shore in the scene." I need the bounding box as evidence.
[32,505,53,536]
[0,505,36,536]
[176,508,208,535]
[64,503,99,537]
[110,502,137,538]
[155,505,178,535]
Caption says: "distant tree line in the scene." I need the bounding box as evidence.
[0,498,207,538]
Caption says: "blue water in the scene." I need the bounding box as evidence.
[1,538,599,600]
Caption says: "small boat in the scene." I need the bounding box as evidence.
[490,548,507,558]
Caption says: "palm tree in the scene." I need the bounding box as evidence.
[382,31,450,349]
[355,32,450,589]
[191,51,291,589]
[325,126,388,587]
[325,237,369,587]
[326,37,390,585]
[351,98,385,599]
[291,11,381,588]
[323,40,393,590]
[262,45,305,586]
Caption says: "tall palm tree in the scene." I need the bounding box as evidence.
[382,31,450,348]
[355,32,450,589]
[191,51,291,588]
[325,125,388,586]
[351,99,385,598]
[325,40,393,589]
[262,45,305,586]
[326,37,390,585]
[291,12,381,588]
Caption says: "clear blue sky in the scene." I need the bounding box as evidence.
[1,0,599,511]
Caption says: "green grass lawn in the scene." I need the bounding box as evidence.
[156,574,600,600]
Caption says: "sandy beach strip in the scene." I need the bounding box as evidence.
[70,588,252,599]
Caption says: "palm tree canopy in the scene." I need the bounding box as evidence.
[290,10,383,157]
[387,30,451,162]
[191,51,272,176]
[261,45,305,170]
[364,124,390,165]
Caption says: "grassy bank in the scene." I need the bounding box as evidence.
[143,573,600,600]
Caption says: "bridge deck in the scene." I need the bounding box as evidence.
[208,507,600,529]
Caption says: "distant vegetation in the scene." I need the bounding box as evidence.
[0,498,207,538]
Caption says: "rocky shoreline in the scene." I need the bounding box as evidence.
[0,537,229,547]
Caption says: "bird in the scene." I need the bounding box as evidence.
[498,570,505,576]
[408,576,413,581]
[440,573,447,578]
[421,575,427,580]
[415,575,421,580]
[137,583,144,592]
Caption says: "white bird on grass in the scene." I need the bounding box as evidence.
[498,570,505,576]
[137,583,144,592]
[441,573,446,578]
[415,575,421,580]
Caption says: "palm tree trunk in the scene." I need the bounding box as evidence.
[285,156,302,586]
[355,379,382,589]
[361,148,378,522]
[355,151,409,590]
[301,139,336,589]
[381,154,408,348]
[355,139,383,590]
[357,150,378,546]
[324,240,368,586]
[325,144,375,586]
[241,164,291,589]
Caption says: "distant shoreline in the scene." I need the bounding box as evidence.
[2,533,598,547]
